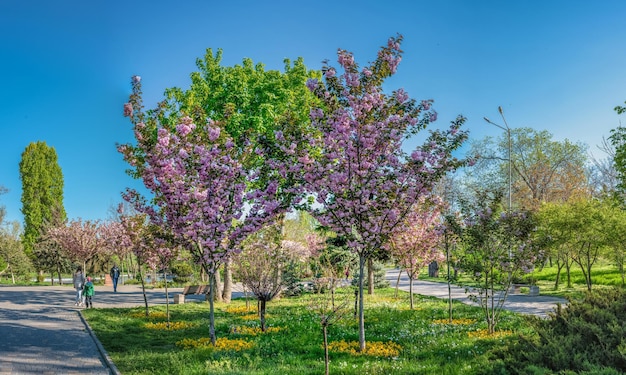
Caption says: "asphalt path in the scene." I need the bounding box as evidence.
[385,268,568,317]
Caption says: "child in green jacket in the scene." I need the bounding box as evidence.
[83,277,95,308]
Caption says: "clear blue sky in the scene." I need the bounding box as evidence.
[1,0,625,225]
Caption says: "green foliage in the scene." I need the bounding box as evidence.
[19,141,66,258]
[493,288,626,374]
[171,261,194,284]
[0,221,33,281]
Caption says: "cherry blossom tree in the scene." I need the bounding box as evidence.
[391,197,445,309]
[49,218,105,274]
[119,77,288,345]
[283,35,470,351]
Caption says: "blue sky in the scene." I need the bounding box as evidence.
[1,0,625,225]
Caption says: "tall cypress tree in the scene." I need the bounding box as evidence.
[19,141,66,258]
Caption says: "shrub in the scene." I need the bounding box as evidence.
[170,262,194,284]
[493,288,626,374]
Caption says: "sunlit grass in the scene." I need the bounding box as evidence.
[83,287,532,374]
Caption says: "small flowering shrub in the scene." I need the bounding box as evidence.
[176,337,254,351]
[467,329,512,339]
[144,321,196,330]
[231,325,282,335]
[432,318,476,325]
[327,340,402,357]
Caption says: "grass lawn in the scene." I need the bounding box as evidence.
[83,287,531,375]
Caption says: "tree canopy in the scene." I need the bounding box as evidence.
[19,141,66,258]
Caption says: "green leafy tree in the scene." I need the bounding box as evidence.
[122,51,320,303]
[469,128,588,211]
[536,202,577,289]
[539,198,618,291]
[32,204,73,285]
[0,221,33,283]
[609,102,626,198]
[459,190,541,333]
[19,141,66,258]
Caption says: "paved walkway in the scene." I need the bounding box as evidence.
[0,284,184,375]
[385,268,568,317]
[0,273,567,374]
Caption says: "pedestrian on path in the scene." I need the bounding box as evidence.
[83,276,95,308]
[73,267,85,306]
[110,263,120,292]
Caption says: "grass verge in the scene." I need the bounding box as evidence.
[83,287,533,375]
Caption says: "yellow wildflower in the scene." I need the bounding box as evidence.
[144,321,195,330]
[327,340,401,357]
[176,337,254,351]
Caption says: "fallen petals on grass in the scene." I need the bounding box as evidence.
[467,329,513,339]
[230,325,282,336]
[327,340,402,357]
[432,318,476,325]
[144,321,196,330]
[176,337,254,351]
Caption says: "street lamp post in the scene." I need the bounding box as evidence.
[484,106,512,281]
[483,106,512,216]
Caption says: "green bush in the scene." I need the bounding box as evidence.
[494,288,626,374]
[170,262,194,284]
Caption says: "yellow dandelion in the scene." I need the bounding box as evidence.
[327,340,401,357]
[467,329,512,339]
[432,318,476,325]
[144,321,195,331]
[176,337,254,351]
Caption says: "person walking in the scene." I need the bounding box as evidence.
[72,267,85,306]
[110,264,120,292]
[83,277,95,308]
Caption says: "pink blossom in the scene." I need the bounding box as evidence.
[123,103,133,117]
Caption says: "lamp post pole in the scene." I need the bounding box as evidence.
[484,106,512,280]
[483,106,511,215]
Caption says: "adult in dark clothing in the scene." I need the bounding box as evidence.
[110,264,120,292]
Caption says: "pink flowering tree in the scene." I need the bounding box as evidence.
[49,218,106,274]
[284,35,470,351]
[391,197,445,309]
[119,77,287,345]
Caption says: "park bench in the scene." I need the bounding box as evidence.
[174,285,209,304]
[510,284,539,296]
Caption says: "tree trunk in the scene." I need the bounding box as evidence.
[213,265,223,302]
[208,269,216,346]
[367,257,374,295]
[323,324,330,375]
[57,262,63,285]
[260,299,267,332]
[554,258,563,290]
[164,269,170,328]
[409,276,414,310]
[358,255,366,352]
[394,268,402,298]
[138,265,149,317]
[222,259,232,303]
[50,272,54,286]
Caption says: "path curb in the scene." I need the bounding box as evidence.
[79,311,122,375]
